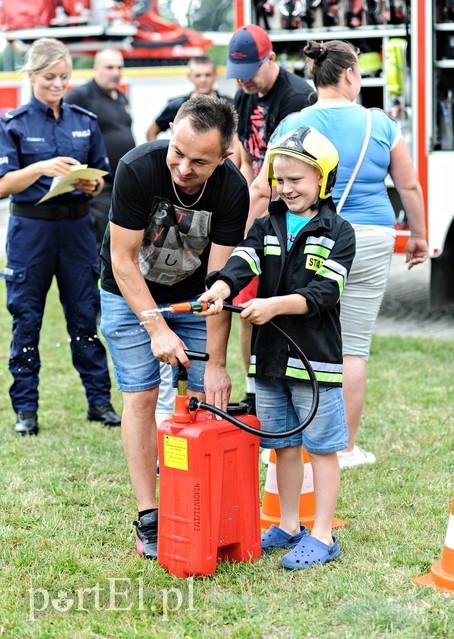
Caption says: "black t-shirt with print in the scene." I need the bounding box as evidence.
[235,67,317,177]
[100,141,249,303]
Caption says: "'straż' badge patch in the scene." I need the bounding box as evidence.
[306,255,324,271]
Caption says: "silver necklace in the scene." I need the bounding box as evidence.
[171,177,207,208]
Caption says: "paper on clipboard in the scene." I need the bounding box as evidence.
[37,164,108,204]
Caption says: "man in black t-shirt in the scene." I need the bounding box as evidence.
[65,49,136,250]
[226,24,317,414]
[145,56,234,141]
[99,96,249,560]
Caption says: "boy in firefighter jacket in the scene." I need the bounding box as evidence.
[199,126,356,569]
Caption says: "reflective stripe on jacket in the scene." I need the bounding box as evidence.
[206,199,356,386]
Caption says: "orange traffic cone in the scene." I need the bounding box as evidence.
[260,448,347,530]
[413,497,454,592]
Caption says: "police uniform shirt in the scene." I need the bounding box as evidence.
[0,95,110,205]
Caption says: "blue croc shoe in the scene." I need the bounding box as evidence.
[261,525,307,553]
[281,535,341,570]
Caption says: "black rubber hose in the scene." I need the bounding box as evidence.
[191,303,320,439]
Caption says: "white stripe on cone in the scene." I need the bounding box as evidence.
[445,513,454,551]
[264,459,314,495]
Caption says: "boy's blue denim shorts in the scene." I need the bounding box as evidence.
[256,378,348,453]
[100,289,206,393]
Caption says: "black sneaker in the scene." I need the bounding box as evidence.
[87,403,121,427]
[241,392,256,416]
[14,411,39,436]
[133,510,158,559]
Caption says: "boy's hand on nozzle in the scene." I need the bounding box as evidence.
[197,281,231,315]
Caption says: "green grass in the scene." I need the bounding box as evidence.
[0,278,453,638]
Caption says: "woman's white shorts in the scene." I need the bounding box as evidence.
[341,224,396,361]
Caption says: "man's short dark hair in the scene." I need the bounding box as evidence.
[173,95,238,153]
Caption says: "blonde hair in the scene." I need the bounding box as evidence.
[22,38,72,75]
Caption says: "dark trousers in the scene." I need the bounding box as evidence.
[3,213,112,412]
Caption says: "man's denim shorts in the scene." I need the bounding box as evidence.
[100,289,207,393]
[256,378,348,453]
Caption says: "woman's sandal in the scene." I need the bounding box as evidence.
[280,534,341,570]
[261,525,307,553]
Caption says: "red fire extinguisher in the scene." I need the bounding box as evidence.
[157,303,319,578]
[157,350,262,578]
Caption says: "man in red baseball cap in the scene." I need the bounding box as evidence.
[226,23,274,82]
[226,24,317,416]
[227,23,317,183]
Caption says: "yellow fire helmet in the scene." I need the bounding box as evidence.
[267,125,339,199]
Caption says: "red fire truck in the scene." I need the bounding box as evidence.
[231,0,453,306]
[0,0,212,63]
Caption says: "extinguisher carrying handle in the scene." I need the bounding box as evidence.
[189,303,320,439]
[177,350,210,382]
[184,350,210,362]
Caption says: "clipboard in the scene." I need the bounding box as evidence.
[37,165,108,204]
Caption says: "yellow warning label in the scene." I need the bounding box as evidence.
[163,435,188,471]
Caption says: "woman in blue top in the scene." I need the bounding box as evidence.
[0,38,120,435]
[248,40,428,467]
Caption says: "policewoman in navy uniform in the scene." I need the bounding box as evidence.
[0,38,121,435]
